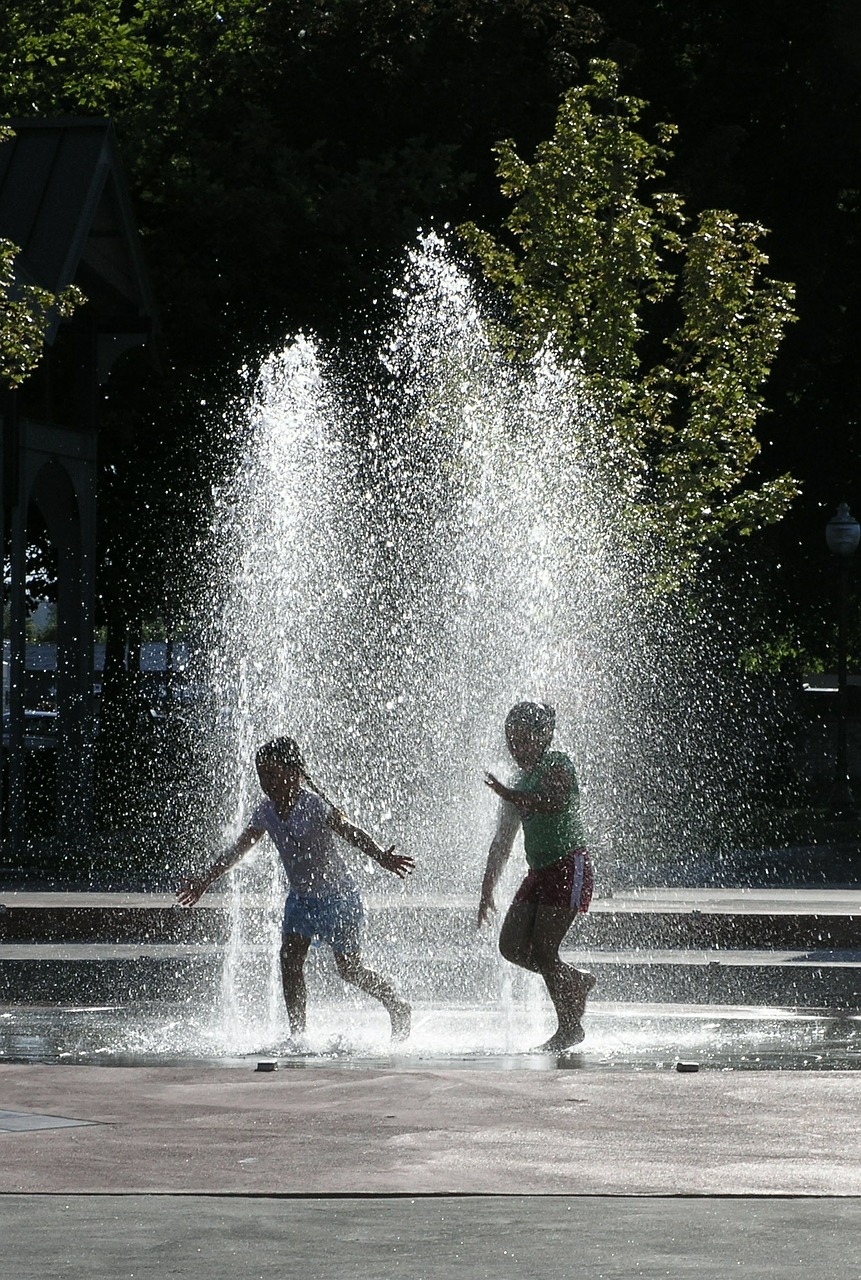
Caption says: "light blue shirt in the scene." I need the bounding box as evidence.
[251,790,357,897]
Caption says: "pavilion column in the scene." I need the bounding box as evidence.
[6,439,28,860]
[54,457,97,841]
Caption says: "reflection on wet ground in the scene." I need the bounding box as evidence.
[1,1001,860,1071]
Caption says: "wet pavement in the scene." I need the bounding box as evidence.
[2,1049,861,1278]
[2,888,861,1276]
[2,1194,859,1280]
[2,999,861,1072]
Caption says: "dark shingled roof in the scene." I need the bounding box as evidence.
[0,117,155,344]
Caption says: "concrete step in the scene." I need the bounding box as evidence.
[0,894,230,944]
[2,940,861,1009]
[3,887,861,949]
[3,888,861,1010]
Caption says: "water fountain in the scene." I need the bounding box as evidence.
[5,235,848,1071]
[172,234,799,1059]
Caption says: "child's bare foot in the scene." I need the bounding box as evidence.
[534,1023,585,1052]
[282,1032,309,1055]
[389,999,411,1043]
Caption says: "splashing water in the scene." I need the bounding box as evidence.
[190,234,789,1052]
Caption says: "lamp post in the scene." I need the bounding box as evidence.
[825,502,860,812]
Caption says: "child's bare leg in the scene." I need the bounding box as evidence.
[498,901,541,970]
[333,950,411,1042]
[280,933,312,1034]
[501,902,584,1043]
[530,905,582,1047]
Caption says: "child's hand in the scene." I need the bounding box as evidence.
[477,888,497,928]
[484,772,511,802]
[176,877,207,907]
[375,846,414,879]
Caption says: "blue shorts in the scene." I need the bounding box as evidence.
[282,888,364,955]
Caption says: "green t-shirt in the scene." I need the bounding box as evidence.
[517,749,586,870]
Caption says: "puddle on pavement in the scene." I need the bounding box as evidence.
[1,1002,859,1071]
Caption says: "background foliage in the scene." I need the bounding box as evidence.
[459,60,798,572]
[0,0,859,670]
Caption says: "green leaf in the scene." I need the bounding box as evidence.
[458,58,799,575]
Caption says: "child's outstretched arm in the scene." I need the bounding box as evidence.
[176,825,265,906]
[478,798,520,927]
[484,761,573,816]
[328,809,414,879]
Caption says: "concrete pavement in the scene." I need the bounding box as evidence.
[2,1194,859,1280]
[1,1062,861,1277]
[3,885,861,1276]
[2,1062,861,1197]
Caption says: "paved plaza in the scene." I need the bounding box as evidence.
[2,1193,859,1280]
[1,1047,861,1277]
[1,886,860,1276]
[3,1058,861,1196]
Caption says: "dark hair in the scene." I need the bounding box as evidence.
[255,736,330,803]
[504,701,556,742]
[255,736,306,773]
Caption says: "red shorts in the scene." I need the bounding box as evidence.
[512,849,594,913]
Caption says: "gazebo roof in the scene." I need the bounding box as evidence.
[0,117,156,348]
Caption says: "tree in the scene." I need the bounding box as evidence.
[459,59,798,571]
[0,0,608,636]
[1,122,84,617]
[583,2,861,666]
[0,226,82,390]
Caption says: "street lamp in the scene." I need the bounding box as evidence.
[825,502,860,811]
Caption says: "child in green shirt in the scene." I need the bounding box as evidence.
[479,702,595,1051]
